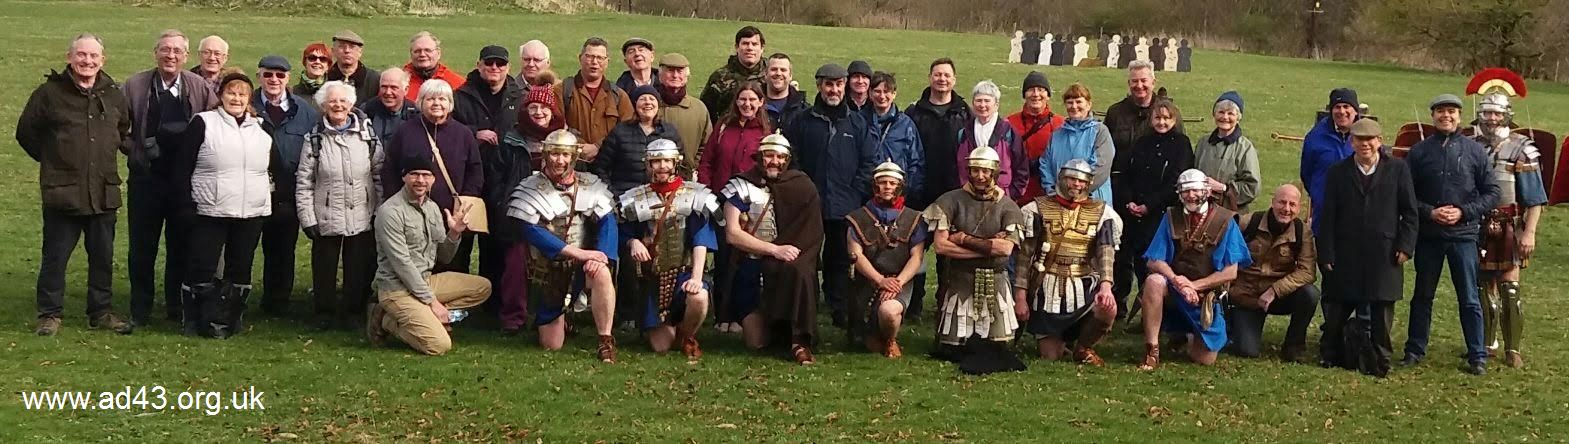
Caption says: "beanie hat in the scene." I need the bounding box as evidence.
[1022,71,1050,98]
[1215,90,1243,114]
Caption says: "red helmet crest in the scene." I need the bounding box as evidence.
[1466,67,1528,97]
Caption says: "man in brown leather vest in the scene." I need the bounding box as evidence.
[1226,184,1319,362]
[1136,169,1253,370]
[846,161,927,358]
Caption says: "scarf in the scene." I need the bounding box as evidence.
[657,84,687,107]
[813,94,847,120]
[519,114,564,142]
[414,65,438,80]
[298,76,325,92]
[963,182,1001,201]
[874,194,906,210]
[1053,194,1080,210]
[1208,126,1243,145]
[651,175,684,195]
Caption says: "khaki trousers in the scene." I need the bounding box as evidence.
[378,272,492,355]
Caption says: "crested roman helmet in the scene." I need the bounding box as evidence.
[1467,67,1526,121]
[966,146,1001,171]
[872,159,905,183]
[758,131,792,156]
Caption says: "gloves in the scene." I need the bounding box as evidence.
[302,225,321,240]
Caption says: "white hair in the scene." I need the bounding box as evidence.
[380,66,409,88]
[67,33,104,55]
[1213,100,1242,119]
[154,29,188,51]
[415,79,454,109]
[198,35,228,53]
[410,31,439,47]
[972,80,1001,102]
[314,81,358,107]
[1128,60,1155,76]
[520,40,550,61]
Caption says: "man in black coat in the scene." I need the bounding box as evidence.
[905,58,971,210]
[1316,119,1418,378]
[452,45,525,310]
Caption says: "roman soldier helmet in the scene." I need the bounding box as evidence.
[645,138,681,162]
[1176,168,1209,192]
[967,146,1002,171]
[1466,67,1526,119]
[872,159,905,183]
[759,131,792,156]
[1057,159,1094,197]
[542,129,581,155]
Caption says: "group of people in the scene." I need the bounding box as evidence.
[18,25,1546,376]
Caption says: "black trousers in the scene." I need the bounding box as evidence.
[1111,246,1150,318]
[821,219,851,322]
[260,195,299,310]
[476,233,505,313]
[36,210,117,319]
[1226,284,1322,357]
[310,232,376,320]
[1321,298,1395,375]
[127,176,191,320]
[187,216,265,286]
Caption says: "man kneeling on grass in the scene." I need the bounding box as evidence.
[845,161,926,358]
[1136,169,1251,370]
[367,157,492,355]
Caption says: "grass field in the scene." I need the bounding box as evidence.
[4,1,1569,441]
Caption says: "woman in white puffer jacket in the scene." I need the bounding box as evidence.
[173,71,273,339]
[296,81,384,330]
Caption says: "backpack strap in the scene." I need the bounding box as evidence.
[561,77,575,118]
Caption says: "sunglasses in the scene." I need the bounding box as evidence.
[482,59,508,68]
[260,71,288,79]
[305,55,330,63]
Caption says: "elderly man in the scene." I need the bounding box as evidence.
[925,146,1023,369]
[905,57,971,210]
[1225,184,1319,362]
[453,45,525,310]
[366,157,491,356]
[517,40,552,88]
[509,130,621,362]
[17,33,135,336]
[1469,73,1548,369]
[1104,60,1181,157]
[784,63,880,328]
[718,133,824,364]
[615,37,657,92]
[123,29,218,326]
[845,161,926,358]
[1005,71,1065,204]
[1317,119,1418,378]
[404,31,465,101]
[700,26,766,122]
[1015,160,1122,364]
[1403,94,1500,375]
[358,67,419,146]
[1300,88,1359,233]
[846,60,872,113]
[326,30,380,102]
[190,35,228,87]
[1136,169,1251,370]
[253,55,321,316]
[555,37,632,163]
[762,53,806,128]
[654,53,712,177]
[617,140,718,361]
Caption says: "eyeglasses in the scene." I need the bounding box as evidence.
[156,47,187,56]
[260,71,288,79]
[581,54,608,62]
[521,57,546,64]
[199,50,227,57]
[305,55,330,63]
[482,59,509,68]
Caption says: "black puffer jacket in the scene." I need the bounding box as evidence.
[904,88,970,209]
[485,138,539,243]
[590,120,682,196]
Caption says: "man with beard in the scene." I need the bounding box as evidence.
[846,60,872,113]
[784,63,880,329]
[1468,70,1547,369]
[357,67,418,147]
[1015,160,1122,365]
[403,31,465,101]
[617,140,719,361]
[845,161,926,358]
[508,129,621,363]
[615,37,657,92]
[253,55,321,316]
[718,133,825,365]
[762,53,806,128]
[701,26,766,122]
[1135,169,1251,370]
[924,146,1023,361]
[905,58,970,210]
[326,30,380,102]
[653,53,712,177]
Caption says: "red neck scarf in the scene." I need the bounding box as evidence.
[875,196,906,210]
[1053,195,1080,209]
[651,176,684,195]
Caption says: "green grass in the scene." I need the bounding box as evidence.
[5,1,1569,441]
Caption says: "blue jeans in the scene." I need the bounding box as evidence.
[1405,238,1486,363]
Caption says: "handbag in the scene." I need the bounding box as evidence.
[425,130,490,233]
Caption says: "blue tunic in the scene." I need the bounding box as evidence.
[520,215,620,326]
[1143,213,1252,351]
[622,212,719,329]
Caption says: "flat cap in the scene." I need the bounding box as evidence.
[815,63,848,80]
[658,53,689,68]
[258,55,291,71]
[1349,118,1382,137]
[622,37,653,53]
[331,30,365,46]
[1429,93,1463,110]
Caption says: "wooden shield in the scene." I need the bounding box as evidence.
[1392,122,1436,159]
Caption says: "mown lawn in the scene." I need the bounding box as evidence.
[2,1,1568,441]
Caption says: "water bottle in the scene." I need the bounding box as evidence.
[448,309,470,323]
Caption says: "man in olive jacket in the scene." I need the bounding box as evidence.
[16,34,135,336]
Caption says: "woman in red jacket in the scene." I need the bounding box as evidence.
[698,81,771,193]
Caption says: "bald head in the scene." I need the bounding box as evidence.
[1270,184,1302,223]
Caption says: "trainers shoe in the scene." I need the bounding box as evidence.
[89,312,134,335]
[597,335,618,363]
[1505,350,1524,369]
[35,317,61,336]
[791,344,816,365]
[365,303,387,347]
[682,335,702,362]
